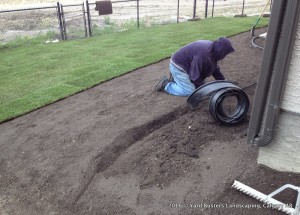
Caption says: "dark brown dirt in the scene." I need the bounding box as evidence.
[1,27,300,215]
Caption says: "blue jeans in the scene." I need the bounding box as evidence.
[164,62,196,96]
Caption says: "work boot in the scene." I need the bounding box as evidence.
[155,76,170,91]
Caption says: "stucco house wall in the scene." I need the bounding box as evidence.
[257,19,300,173]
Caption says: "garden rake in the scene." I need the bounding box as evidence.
[232,180,300,215]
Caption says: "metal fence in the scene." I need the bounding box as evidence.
[0,5,61,46]
[0,0,271,47]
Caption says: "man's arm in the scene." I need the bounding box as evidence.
[212,65,225,80]
[190,57,205,88]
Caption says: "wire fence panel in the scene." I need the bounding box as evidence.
[139,0,179,25]
[87,0,200,30]
[196,0,271,19]
[0,6,61,47]
[137,0,201,25]
[194,0,207,19]
[242,0,271,16]
[60,3,88,40]
[208,0,245,17]
[87,0,139,37]
[204,0,272,18]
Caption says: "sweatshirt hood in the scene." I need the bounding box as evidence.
[212,37,235,61]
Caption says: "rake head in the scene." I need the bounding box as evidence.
[232,180,300,215]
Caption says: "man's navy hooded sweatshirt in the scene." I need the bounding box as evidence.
[171,37,235,88]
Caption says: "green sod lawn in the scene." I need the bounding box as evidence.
[0,17,268,123]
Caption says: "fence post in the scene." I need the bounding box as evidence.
[57,2,65,40]
[205,0,208,18]
[193,0,197,18]
[177,0,180,23]
[137,0,140,28]
[82,2,88,37]
[60,4,67,40]
[241,0,245,16]
[86,0,92,36]
[212,0,215,17]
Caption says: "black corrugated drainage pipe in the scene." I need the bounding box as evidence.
[247,0,300,147]
[187,80,250,125]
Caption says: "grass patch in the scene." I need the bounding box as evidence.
[0,17,268,123]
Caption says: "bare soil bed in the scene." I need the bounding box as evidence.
[1,27,300,215]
